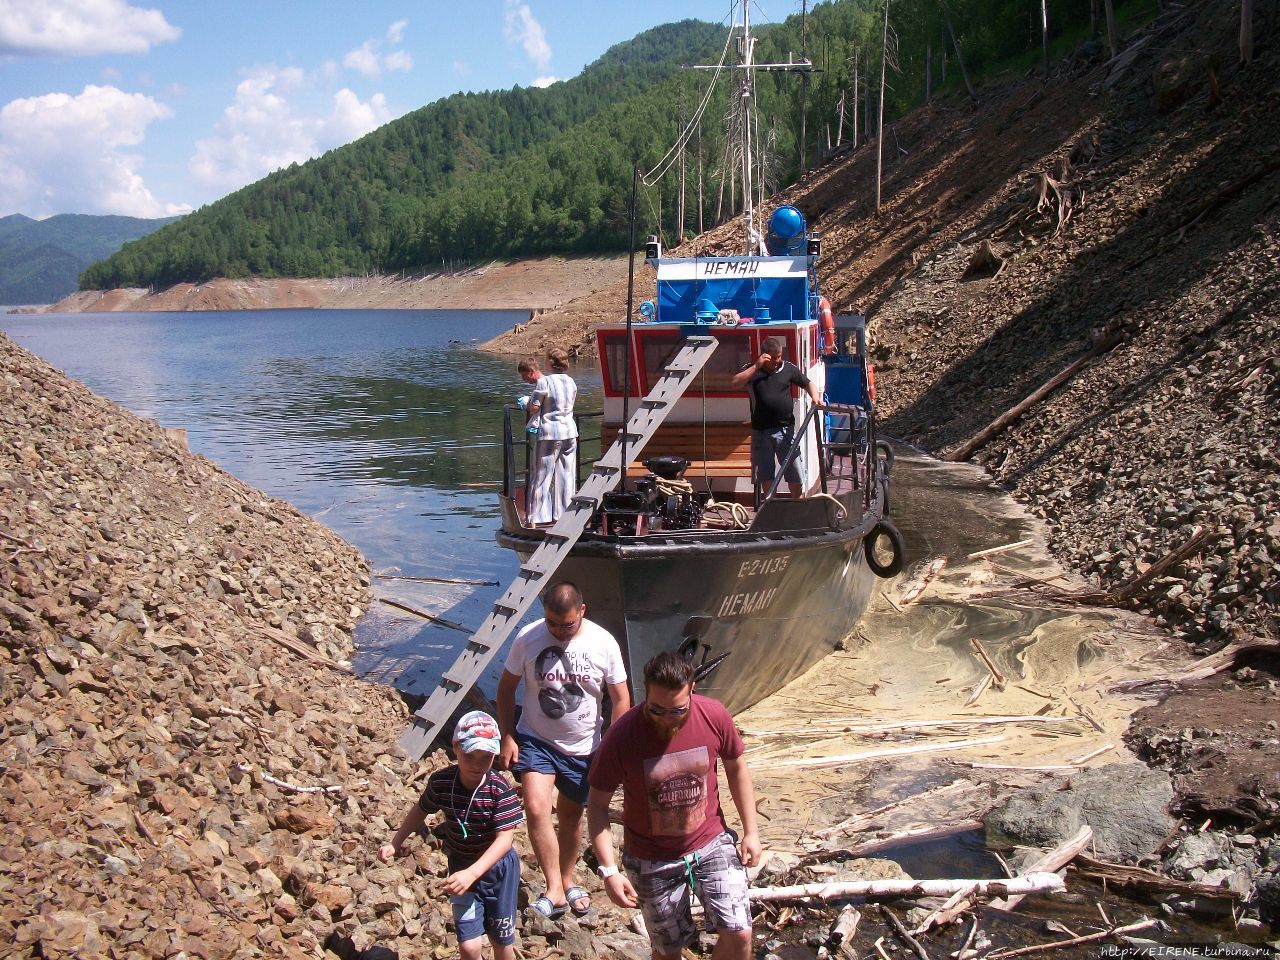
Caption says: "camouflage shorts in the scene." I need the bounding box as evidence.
[623,831,751,955]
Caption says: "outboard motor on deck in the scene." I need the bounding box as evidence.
[595,456,708,534]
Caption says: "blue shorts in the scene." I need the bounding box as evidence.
[451,847,520,946]
[510,732,593,807]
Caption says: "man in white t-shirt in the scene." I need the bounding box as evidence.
[497,581,630,920]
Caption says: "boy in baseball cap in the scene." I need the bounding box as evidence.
[381,711,524,959]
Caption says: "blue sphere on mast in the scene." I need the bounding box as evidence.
[765,205,807,255]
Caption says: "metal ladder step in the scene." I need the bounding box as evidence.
[397,336,719,759]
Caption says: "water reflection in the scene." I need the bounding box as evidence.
[1,308,602,691]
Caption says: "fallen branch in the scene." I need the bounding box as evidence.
[374,572,498,586]
[967,539,1033,559]
[963,673,993,707]
[258,625,351,673]
[970,638,1007,689]
[881,590,904,613]
[829,905,861,945]
[815,780,982,838]
[1109,638,1280,691]
[946,327,1125,462]
[989,825,1092,911]
[767,735,1006,770]
[239,763,350,795]
[900,556,949,605]
[377,596,471,634]
[1071,854,1243,901]
[983,918,1158,959]
[881,905,931,960]
[749,871,1065,903]
[910,883,978,936]
[1108,526,1219,602]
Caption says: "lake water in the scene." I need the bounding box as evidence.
[1,309,602,694]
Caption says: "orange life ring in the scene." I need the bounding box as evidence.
[867,364,877,404]
[818,297,835,353]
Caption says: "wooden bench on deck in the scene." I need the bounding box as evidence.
[606,422,753,479]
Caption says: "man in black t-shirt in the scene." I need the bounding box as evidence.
[730,335,824,498]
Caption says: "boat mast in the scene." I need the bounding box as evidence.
[686,1,814,255]
[739,2,758,254]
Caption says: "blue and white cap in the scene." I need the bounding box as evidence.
[454,710,501,755]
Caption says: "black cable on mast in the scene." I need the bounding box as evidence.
[620,163,639,493]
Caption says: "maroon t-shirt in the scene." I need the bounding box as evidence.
[588,693,744,861]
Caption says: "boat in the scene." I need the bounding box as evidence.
[490,5,904,714]
[494,210,903,711]
[398,3,905,757]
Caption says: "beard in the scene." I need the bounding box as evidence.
[644,709,690,742]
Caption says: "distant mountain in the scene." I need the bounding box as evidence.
[0,213,180,304]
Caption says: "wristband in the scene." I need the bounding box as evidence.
[598,864,619,879]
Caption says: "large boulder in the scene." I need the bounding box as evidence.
[986,764,1175,864]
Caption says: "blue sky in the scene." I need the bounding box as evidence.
[0,0,803,220]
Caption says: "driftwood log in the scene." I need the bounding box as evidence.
[748,871,1065,903]
[988,825,1093,912]
[946,326,1125,462]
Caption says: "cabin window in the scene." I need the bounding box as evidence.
[598,331,635,395]
[638,330,756,395]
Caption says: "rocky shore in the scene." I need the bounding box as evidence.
[31,256,627,315]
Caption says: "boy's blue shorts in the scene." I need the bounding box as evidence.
[451,847,520,946]
[511,732,593,806]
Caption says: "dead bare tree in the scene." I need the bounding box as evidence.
[1241,0,1255,63]
[1040,0,1050,76]
[876,0,891,210]
[939,0,977,100]
[1103,0,1119,57]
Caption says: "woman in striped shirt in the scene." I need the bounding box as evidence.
[526,347,579,525]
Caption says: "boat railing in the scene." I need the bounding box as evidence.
[759,404,827,507]
[573,410,604,487]
[500,405,606,521]
[758,401,880,513]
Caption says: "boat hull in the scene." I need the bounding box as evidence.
[497,513,881,714]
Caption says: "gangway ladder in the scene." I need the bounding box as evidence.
[398,335,720,759]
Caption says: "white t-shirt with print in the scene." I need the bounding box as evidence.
[503,617,627,757]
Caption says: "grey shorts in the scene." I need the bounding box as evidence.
[752,426,801,486]
[622,831,751,955]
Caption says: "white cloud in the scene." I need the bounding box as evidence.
[453,60,472,78]
[0,85,187,218]
[188,67,394,195]
[343,41,382,79]
[532,76,559,88]
[0,0,180,57]
[384,50,412,73]
[503,1,552,73]
[341,23,412,79]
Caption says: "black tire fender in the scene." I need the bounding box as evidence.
[864,519,906,578]
[875,440,895,474]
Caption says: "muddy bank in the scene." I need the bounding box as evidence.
[34,256,627,315]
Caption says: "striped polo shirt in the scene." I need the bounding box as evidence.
[531,373,578,440]
[418,767,524,864]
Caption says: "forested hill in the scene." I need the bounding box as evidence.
[82,0,1149,292]
[0,213,177,304]
[82,20,735,290]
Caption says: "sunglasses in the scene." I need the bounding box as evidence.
[646,702,690,717]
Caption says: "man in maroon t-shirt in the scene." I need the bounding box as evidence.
[587,652,760,959]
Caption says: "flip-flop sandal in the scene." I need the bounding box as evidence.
[530,895,567,920]
[565,886,591,917]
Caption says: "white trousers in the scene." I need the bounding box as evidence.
[529,437,577,525]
